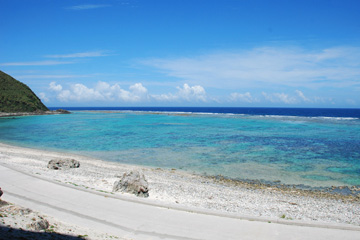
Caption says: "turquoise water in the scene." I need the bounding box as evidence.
[0,110,359,187]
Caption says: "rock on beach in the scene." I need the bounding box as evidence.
[47,159,80,170]
[113,171,149,197]
[29,217,50,231]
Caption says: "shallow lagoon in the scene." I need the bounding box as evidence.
[1,108,359,187]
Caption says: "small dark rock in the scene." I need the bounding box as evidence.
[30,217,49,231]
[0,199,9,207]
[47,159,80,170]
[19,208,32,215]
[55,109,71,114]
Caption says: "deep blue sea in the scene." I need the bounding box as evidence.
[1,107,359,188]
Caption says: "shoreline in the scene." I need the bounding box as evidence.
[0,109,71,118]
[0,142,359,228]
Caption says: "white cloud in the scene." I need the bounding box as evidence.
[49,82,63,92]
[130,83,148,95]
[57,90,71,102]
[96,82,148,102]
[44,80,337,106]
[151,84,207,102]
[49,81,208,103]
[262,92,297,104]
[230,92,258,103]
[73,83,105,101]
[150,93,177,102]
[56,83,105,102]
[52,81,149,103]
[39,93,49,103]
[66,4,111,10]
[177,84,207,102]
[1,51,109,67]
[274,93,297,104]
[261,90,334,105]
[295,90,311,102]
[142,46,360,89]
[0,60,73,66]
[46,51,109,58]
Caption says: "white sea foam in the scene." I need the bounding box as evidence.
[77,109,359,121]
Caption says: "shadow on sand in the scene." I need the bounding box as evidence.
[0,199,86,239]
[0,226,86,240]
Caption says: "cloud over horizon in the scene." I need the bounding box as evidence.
[37,80,339,106]
[46,82,208,104]
[142,46,360,90]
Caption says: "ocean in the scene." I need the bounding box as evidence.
[1,107,359,188]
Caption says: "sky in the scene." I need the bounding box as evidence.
[1,0,360,108]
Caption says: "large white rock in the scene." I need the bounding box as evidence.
[113,171,149,197]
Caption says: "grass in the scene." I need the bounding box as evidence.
[66,182,79,187]
[280,214,293,220]
[78,234,89,239]
[45,228,55,233]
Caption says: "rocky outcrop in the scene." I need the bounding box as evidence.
[29,217,49,231]
[1,203,49,231]
[113,171,149,197]
[55,109,71,114]
[47,159,80,170]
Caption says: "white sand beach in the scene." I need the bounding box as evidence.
[0,142,360,239]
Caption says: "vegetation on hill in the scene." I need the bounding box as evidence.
[0,70,49,112]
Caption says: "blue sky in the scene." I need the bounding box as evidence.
[1,0,360,107]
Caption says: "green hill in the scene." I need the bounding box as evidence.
[0,70,49,112]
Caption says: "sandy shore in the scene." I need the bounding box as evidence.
[0,142,359,237]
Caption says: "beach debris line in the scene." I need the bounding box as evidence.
[47,159,80,170]
[113,170,149,197]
